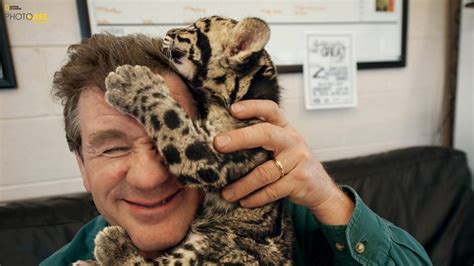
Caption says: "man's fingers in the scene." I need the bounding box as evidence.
[222,152,296,202]
[221,161,278,202]
[230,100,289,128]
[239,180,289,208]
[214,122,290,153]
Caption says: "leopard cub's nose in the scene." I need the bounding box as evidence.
[165,29,178,39]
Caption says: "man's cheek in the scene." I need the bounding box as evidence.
[89,160,128,189]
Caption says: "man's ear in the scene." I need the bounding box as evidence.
[226,17,270,67]
[75,151,91,192]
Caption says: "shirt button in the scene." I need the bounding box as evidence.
[355,242,366,254]
[335,242,345,251]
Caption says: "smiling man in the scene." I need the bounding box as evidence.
[42,33,431,265]
[76,74,200,257]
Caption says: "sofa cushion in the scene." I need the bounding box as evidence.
[0,195,98,265]
[324,146,474,265]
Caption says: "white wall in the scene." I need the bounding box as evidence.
[0,0,449,202]
[454,0,474,186]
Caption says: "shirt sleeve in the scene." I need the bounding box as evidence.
[318,185,432,265]
[39,216,107,266]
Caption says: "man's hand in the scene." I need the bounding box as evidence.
[213,100,354,225]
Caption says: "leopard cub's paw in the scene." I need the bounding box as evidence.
[94,225,137,265]
[105,65,165,115]
[72,260,99,266]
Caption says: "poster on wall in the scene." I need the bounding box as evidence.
[304,32,357,110]
[77,0,408,72]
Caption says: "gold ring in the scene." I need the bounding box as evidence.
[272,159,285,178]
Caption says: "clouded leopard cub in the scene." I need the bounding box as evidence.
[93,16,294,265]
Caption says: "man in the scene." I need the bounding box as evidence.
[42,34,431,265]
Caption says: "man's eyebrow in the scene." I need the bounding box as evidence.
[88,129,127,148]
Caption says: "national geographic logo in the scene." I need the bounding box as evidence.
[4,4,48,24]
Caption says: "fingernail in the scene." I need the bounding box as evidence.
[240,199,249,208]
[222,188,235,201]
[215,135,231,148]
[231,103,244,113]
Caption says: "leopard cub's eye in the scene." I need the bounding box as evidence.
[185,24,197,32]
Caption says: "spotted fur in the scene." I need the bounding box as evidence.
[90,16,294,265]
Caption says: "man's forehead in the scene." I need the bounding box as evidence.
[78,87,124,119]
[78,88,141,137]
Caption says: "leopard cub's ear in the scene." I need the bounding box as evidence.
[225,17,270,68]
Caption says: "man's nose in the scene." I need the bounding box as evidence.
[126,149,170,191]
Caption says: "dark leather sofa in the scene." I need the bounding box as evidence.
[1,146,473,265]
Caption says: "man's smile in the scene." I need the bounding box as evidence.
[122,188,183,221]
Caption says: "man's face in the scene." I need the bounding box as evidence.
[75,71,202,255]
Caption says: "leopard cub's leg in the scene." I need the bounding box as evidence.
[105,65,170,124]
[94,226,147,265]
[105,65,221,188]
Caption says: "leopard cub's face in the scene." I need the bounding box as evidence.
[163,16,236,81]
[162,16,271,86]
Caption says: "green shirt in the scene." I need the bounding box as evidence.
[41,186,431,265]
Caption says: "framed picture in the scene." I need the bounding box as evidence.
[0,5,16,89]
[77,0,408,73]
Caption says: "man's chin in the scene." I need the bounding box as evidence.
[129,231,184,258]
